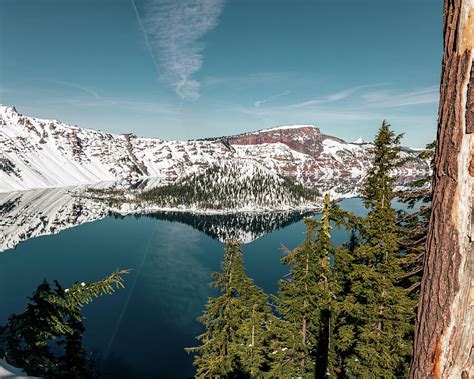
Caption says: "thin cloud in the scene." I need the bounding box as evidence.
[234,104,379,124]
[254,90,291,108]
[3,83,179,116]
[137,0,225,101]
[202,72,307,88]
[33,96,179,116]
[288,83,389,109]
[131,0,162,77]
[226,83,438,136]
[362,86,439,108]
[53,80,100,99]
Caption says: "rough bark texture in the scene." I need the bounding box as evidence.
[467,63,474,133]
[410,1,473,378]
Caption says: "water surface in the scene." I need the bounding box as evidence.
[0,197,375,378]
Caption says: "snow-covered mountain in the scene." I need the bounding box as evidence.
[108,159,321,214]
[0,105,432,251]
[352,137,370,144]
[0,105,430,195]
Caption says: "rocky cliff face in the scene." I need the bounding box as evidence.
[223,126,426,195]
[226,125,327,156]
[0,105,430,196]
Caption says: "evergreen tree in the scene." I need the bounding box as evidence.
[335,121,414,378]
[0,281,65,377]
[331,236,355,376]
[314,194,334,378]
[187,241,272,378]
[397,142,434,295]
[60,309,90,378]
[270,194,336,377]
[0,269,129,378]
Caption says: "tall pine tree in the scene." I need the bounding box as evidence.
[270,194,337,377]
[335,121,414,378]
[187,241,272,378]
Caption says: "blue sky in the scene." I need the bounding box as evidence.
[0,0,442,146]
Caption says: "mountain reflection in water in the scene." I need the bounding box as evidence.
[0,195,379,378]
[0,185,319,252]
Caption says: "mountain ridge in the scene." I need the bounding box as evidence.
[0,105,430,195]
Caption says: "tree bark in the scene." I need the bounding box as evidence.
[410,1,473,378]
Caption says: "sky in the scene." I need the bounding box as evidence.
[0,0,442,146]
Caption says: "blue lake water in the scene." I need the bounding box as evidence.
[0,197,375,378]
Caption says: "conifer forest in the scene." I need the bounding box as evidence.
[1,0,472,378]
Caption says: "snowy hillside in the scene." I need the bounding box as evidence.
[107,159,321,213]
[0,105,430,195]
[0,105,233,192]
[0,187,109,252]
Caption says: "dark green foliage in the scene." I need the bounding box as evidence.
[60,313,90,378]
[334,121,414,378]
[361,121,406,210]
[86,187,125,197]
[137,162,320,210]
[186,242,273,378]
[49,269,130,313]
[185,121,425,378]
[0,270,129,378]
[270,194,337,378]
[397,142,434,295]
[0,281,76,377]
[85,187,126,208]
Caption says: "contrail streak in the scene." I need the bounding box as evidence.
[104,220,159,358]
[131,0,162,77]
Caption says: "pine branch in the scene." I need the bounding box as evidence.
[406,281,421,293]
[48,269,131,310]
[398,266,423,280]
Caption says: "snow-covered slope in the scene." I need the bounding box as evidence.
[0,187,109,252]
[0,105,233,192]
[0,105,430,195]
[227,127,426,194]
[111,159,321,214]
[0,358,33,378]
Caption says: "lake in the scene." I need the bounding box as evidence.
[0,195,375,378]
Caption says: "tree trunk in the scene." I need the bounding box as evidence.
[410,1,473,378]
